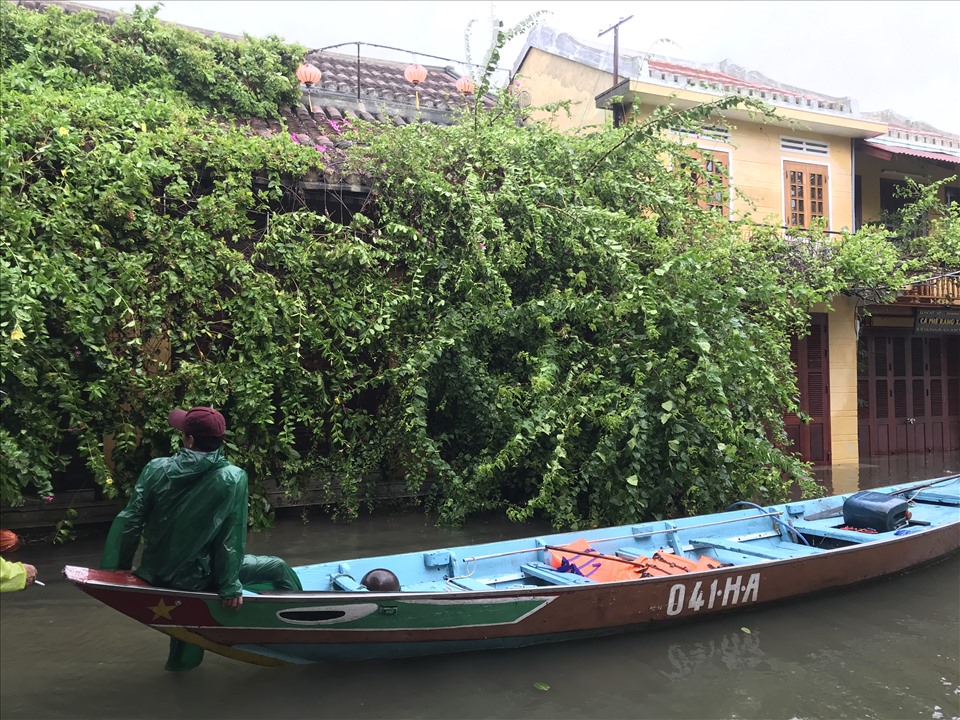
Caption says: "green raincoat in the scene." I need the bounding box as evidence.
[101,446,302,671]
[1,556,27,592]
[101,447,247,598]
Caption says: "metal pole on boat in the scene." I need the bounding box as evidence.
[889,474,960,497]
[463,510,785,563]
[541,545,647,568]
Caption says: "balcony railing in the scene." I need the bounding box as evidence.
[897,271,960,306]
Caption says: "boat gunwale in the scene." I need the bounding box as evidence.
[61,518,960,603]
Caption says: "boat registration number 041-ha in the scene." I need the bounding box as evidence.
[666,573,761,616]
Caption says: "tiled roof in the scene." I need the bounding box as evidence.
[645,58,840,106]
[303,49,493,117]
[262,49,494,176]
[858,109,960,166]
[862,109,957,137]
[16,1,497,189]
[861,139,960,165]
[861,109,960,159]
[516,25,858,116]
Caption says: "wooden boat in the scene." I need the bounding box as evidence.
[63,475,960,668]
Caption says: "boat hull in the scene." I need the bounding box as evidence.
[63,515,960,665]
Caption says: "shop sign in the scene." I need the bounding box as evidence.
[914,309,960,334]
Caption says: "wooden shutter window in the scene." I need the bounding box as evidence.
[783,160,829,228]
[688,149,731,216]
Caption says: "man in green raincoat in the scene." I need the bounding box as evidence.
[1,556,38,592]
[101,406,302,671]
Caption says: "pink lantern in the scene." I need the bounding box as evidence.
[455,76,475,95]
[404,63,428,86]
[296,63,322,86]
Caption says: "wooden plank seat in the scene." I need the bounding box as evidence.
[520,561,596,585]
[447,577,491,591]
[789,521,880,543]
[777,540,826,555]
[911,490,960,506]
[690,537,822,559]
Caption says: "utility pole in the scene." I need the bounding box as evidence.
[599,15,633,128]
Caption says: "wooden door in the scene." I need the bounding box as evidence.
[784,313,830,463]
[858,333,960,455]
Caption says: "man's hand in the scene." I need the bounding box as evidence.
[221,595,243,610]
[23,564,38,587]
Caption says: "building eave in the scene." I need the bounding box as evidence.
[596,80,888,139]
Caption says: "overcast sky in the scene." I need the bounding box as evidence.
[82,1,960,134]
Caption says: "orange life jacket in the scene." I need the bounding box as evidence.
[548,538,724,582]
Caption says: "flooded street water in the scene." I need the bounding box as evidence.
[2,454,959,720]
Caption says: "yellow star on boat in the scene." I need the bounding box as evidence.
[148,598,177,621]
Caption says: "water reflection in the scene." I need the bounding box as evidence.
[813,450,960,495]
[663,626,765,680]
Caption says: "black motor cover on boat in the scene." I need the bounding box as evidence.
[842,491,909,532]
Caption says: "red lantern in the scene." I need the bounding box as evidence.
[404,63,428,86]
[455,76,475,95]
[296,63,322,86]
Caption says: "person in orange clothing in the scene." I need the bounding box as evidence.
[0,555,38,592]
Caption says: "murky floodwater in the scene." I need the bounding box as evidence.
[2,455,959,720]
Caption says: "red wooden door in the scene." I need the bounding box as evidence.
[858,333,960,455]
[784,314,830,464]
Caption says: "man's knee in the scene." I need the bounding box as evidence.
[239,554,302,591]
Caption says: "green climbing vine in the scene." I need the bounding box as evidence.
[1,2,939,530]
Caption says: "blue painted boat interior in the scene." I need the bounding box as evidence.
[286,477,960,594]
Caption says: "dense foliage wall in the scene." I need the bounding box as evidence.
[0,3,322,518]
[1,3,930,529]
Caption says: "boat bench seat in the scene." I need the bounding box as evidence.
[521,561,596,585]
[331,574,369,592]
[789,521,880,543]
[447,577,491,591]
[690,537,821,559]
[777,540,825,555]
[912,490,960,506]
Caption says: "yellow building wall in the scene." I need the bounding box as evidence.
[518,49,856,232]
[517,49,612,133]
[689,123,855,232]
[812,297,860,468]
